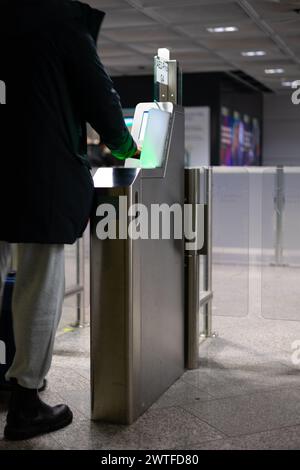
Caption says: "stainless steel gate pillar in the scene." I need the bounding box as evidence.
[185,168,214,370]
[90,169,141,424]
[90,105,185,424]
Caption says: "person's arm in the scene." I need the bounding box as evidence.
[61,25,138,160]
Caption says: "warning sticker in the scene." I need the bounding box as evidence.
[155,59,169,85]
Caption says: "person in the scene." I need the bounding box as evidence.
[0,0,140,440]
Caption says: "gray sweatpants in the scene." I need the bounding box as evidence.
[0,242,65,389]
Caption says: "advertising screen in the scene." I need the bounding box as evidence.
[220,107,261,166]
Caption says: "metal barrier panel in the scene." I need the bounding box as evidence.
[212,167,249,318]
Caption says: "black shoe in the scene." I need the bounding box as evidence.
[4,383,73,441]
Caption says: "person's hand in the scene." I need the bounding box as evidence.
[133,146,142,159]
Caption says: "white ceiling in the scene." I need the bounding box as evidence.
[85,0,300,93]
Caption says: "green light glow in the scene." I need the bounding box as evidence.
[141,143,158,169]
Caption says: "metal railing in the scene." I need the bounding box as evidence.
[273,166,286,266]
[64,237,86,327]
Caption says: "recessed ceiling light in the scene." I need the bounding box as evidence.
[282,80,299,88]
[207,26,238,33]
[241,51,266,57]
[264,68,284,74]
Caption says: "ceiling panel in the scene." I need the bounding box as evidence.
[80,0,300,92]
[98,44,135,57]
[102,55,152,67]
[182,63,233,72]
[283,34,300,51]
[176,20,266,39]
[249,1,300,20]
[150,3,249,24]
[130,40,203,55]
[101,9,155,28]
[135,0,231,6]
[269,17,300,37]
[235,59,293,75]
[102,26,182,42]
[221,47,286,62]
[201,37,275,51]
[168,50,224,63]
[243,62,300,78]
[85,0,127,10]
[111,65,154,75]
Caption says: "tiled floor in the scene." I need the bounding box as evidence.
[1,265,300,450]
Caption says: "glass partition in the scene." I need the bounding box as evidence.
[60,243,79,331]
[261,167,300,321]
[197,164,300,372]
[212,167,249,318]
[283,168,300,267]
[59,233,89,332]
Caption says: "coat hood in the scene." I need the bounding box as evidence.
[0,0,105,42]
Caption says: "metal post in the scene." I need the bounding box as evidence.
[76,238,86,327]
[273,166,285,266]
[186,255,200,369]
[185,169,200,369]
[75,240,81,326]
[203,168,213,337]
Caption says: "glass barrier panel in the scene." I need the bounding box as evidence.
[65,243,78,289]
[60,295,78,332]
[283,168,300,267]
[212,167,249,318]
[261,167,300,321]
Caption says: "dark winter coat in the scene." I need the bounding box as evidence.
[0,0,135,244]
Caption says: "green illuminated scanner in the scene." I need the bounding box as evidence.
[125,105,172,170]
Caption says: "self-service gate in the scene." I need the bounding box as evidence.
[90,51,185,424]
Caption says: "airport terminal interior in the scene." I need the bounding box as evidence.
[1,0,300,451]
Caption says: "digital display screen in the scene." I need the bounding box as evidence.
[139,111,149,142]
[220,107,261,166]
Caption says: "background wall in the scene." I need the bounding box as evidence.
[263,93,300,166]
[185,107,210,167]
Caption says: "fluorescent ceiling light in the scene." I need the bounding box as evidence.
[207,26,238,33]
[264,68,284,74]
[282,80,299,88]
[241,51,266,57]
